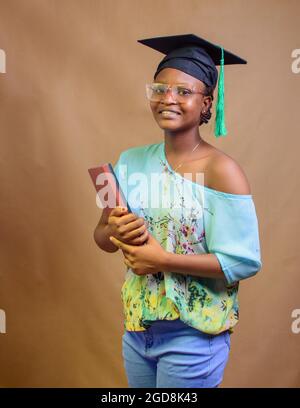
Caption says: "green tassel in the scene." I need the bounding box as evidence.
[215,46,227,137]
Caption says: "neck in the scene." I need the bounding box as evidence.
[164,128,206,155]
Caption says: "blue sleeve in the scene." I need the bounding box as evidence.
[113,150,129,184]
[203,190,262,285]
[113,150,126,179]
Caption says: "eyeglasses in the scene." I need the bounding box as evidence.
[145,83,205,103]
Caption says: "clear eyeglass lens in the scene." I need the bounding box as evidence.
[146,84,193,102]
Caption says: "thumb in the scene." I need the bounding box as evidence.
[111,206,128,217]
[109,235,129,252]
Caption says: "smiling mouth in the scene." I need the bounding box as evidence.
[158,110,181,115]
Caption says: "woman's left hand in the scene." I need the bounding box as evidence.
[109,232,167,276]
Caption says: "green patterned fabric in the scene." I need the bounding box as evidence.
[113,142,262,334]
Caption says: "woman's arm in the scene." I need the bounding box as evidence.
[161,252,226,280]
[109,233,229,282]
[94,208,119,253]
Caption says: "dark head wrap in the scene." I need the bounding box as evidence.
[154,45,218,88]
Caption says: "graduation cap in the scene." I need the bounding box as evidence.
[137,34,247,137]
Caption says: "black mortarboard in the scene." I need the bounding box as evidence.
[137,34,247,137]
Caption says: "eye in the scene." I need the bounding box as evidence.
[153,85,166,94]
[177,87,192,96]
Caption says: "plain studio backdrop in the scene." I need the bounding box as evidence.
[0,0,299,387]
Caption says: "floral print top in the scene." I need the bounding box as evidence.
[113,142,262,335]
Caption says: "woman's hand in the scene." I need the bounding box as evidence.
[108,207,149,246]
[109,232,168,276]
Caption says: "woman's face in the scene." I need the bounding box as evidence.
[149,68,212,132]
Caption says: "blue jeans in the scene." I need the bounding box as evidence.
[122,318,231,388]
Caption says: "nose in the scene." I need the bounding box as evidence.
[160,88,177,104]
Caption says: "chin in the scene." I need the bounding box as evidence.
[156,118,181,128]
[157,123,180,131]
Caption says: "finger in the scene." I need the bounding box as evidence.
[110,206,128,217]
[124,224,146,240]
[118,217,145,235]
[130,229,149,245]
[110,236,134,254]
[109,235,127,250]
[116,214,139,229]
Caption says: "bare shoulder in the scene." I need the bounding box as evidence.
[206,148,251,195]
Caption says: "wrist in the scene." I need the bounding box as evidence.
[160,250,172,272]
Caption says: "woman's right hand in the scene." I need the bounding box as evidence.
[108,207,149,246]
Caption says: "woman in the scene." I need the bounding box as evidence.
[94,34,262,388]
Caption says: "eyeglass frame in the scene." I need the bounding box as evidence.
[145,82,206,103]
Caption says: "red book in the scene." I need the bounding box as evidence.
[88,163,132,212]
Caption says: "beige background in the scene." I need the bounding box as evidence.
[0,0,299,387]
